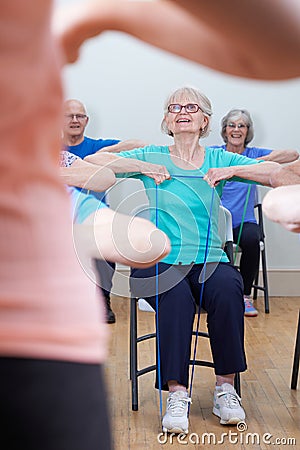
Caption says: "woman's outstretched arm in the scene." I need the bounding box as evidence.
[73,207,171,267]
[53,0,300,80]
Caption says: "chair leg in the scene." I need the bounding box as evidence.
[261,245,270,314]
[130,297,139,410]
[252,242,270,314]
[234,373,241,397]
[291,310,300,390]
[253,257,259,301]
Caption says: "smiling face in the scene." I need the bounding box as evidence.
[164,93,208,138]
[224,117,248,147]
[62,99,89,142]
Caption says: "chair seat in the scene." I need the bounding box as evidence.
[130,295,241,411]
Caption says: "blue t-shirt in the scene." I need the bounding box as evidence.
[117,145,260,265]
[209,145,272,228]
[63,136,120,203]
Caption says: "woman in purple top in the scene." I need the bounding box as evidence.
[214,109,298,316]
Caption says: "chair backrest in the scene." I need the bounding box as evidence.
[254,185,261,207]
[253,186,266,240]
[218,205,234,264]
[218,205,233,245]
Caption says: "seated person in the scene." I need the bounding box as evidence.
[84,86,280,433]
[210,109,298,316]
[62,98,147,323]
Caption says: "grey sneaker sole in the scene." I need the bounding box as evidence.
[213,407,244,425]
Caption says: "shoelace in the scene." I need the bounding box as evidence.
[167,394,191,417]
[217,390,241,409]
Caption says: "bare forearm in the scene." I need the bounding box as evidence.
[173,0,300,79]
[54,0,300,80]
[60,164,116,191]
[270,161,300,187]
[85,152,170,184]
[73,208,171,267]
[100,139,147,153]
[257,150,299,164]
[205,162,280,188]
[233,162,280,186]
[84,152,144,173]
[54,1,257,78]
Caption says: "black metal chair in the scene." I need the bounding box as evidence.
[291,310,300,390]
[129,205,241,411]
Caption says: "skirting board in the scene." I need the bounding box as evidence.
[266,270,300,297]
[111,266,300,298]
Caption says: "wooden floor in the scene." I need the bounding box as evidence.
[105,296,300,449]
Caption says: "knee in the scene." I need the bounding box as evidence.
[207,267,244,310]
[240,234,260,250]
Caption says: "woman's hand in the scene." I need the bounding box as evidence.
[204,167,235,187]
[140,162,171,184]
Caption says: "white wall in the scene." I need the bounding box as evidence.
[57,1,300,280]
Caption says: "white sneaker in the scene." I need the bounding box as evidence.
[162,391,191,434]
[213,383,245,425]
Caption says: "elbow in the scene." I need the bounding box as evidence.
[129,219,171,267]
[291,151,300,162]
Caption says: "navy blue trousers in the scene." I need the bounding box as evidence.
[94,259,116,299]
[131,262,246,391]
[233,222,261,295]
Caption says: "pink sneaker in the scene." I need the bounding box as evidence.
[244,296,258,317]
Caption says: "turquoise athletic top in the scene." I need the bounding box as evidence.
[117,145,259,265]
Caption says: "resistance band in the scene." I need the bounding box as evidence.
[189,188,215,405]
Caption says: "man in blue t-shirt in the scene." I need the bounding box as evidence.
[210,108,298,317]
[62,99,146,323]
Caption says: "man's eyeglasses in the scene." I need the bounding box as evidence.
[168,103,202,114]
[64,114,87,121]
[227,122,247,129]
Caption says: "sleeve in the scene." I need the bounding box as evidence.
[246,147,272,159]
[95,139,120,150]
[255,148,272,158]
[115,146,157,180]
[60,150,80,167]
[117,146,149,161]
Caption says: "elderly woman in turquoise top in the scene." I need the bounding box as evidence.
[85,87,279,433]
